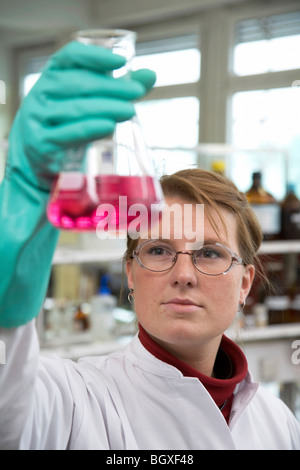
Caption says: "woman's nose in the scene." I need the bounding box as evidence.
[169,252,198,287]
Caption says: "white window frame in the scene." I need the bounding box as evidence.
[14,1,300,151]
[14,39,58,106]
[225,1,300,144]
[133,17,202,132]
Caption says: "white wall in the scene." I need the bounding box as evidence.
[0,0,247,31]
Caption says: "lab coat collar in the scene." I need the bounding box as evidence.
[125,333,259,428]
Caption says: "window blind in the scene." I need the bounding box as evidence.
[136,34,199,56]
[236,11,300,44]
[24,55,50,75]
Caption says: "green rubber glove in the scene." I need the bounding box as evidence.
[0,41,156,328]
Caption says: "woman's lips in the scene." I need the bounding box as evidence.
[163,298,202,312]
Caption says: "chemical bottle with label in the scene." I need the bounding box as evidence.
[281,183,300,240]
[245,171,280,240]
[262,257,288,325]
[90,274,117,342]
[265,295,290,325]
[74,302,91,331]
[287,266,300,323]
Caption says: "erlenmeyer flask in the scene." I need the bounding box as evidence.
[47,29,164,233]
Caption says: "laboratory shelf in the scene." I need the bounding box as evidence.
[41,324,300,361]
[52,247,125,265]
[227,322,300,343]
[52,240,300,265]
[259,240,300,255]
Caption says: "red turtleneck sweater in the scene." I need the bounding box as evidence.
[138,324,248,424]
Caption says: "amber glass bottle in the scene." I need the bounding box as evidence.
[245,172,280,240]
[281,184,300,240]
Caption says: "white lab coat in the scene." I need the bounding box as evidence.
[0,320,300,450]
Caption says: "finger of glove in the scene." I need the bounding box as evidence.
[38,118,117,154]
[39,97,136,125]
[130,69,157,93]
[47,41,126,73]
[34,68,146,100]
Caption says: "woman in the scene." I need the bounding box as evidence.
[1,168,300,449]
[0,41,299,450]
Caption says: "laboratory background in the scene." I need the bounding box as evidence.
[0,0,300,422]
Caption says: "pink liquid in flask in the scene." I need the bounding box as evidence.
[47,173,163,232]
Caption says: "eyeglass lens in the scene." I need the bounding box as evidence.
[137,241,234,275]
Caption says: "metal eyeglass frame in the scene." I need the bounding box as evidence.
[131,240,244,276]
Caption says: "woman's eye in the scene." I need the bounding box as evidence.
[148,246,172,256]
[149,247,163,255]
[196,248,221,259]
[201,250,214,258]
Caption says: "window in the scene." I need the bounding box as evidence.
[233,12,300,76]
[133,34,201,175]
[23,73,41,96]
[20,54,51,98]
[136,97,199,175]
[229,11,300,198]
[133,34,200,87]
[136,97,199,148]
[231,87,300,149]
[133,49,200,87]
[20,35,200,176]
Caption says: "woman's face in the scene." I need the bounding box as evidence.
[126,197,255,357]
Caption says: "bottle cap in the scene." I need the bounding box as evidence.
[98,274,111,295]
[212,160,226,173]
[287,183,296,193]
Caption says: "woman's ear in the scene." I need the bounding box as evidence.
[125,259,134,290]
[240,264,255,303]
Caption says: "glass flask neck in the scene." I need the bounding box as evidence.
[74,29,136,67]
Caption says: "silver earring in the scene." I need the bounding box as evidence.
[128,288,134,304]
[239,299,246,311]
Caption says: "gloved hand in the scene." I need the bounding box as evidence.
[12,41,156,189]
[0,41,156,328]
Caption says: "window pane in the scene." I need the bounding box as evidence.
[21,55,50,98]
[233,12,300,76]
[136,97,199,175]
[23,73,41,96]
[133,49,200,87]
[231,87,300,148]
[136,97,199,147]
[149,148,198,176]
[234,35,300,76]
[230,87,300,198]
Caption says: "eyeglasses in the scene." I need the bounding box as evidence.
[132,240,244,276]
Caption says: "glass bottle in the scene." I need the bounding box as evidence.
[245,171,280,240]
[47,29,164,233]
[281,183,300,240]
[287,266,300,323]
